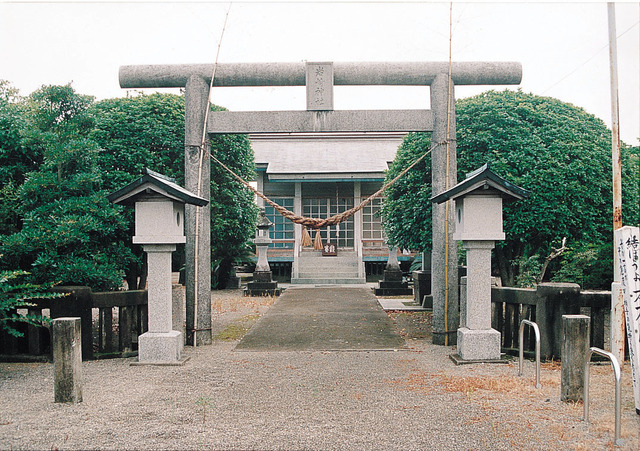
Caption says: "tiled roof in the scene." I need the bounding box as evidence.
[250,132,405,180]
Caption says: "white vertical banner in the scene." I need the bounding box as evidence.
[615,226,640,415]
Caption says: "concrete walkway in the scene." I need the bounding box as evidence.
[236,287,406,351]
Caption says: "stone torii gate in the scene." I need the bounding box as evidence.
[119,61,522,346]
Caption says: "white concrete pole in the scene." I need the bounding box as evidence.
[608,2,625,366]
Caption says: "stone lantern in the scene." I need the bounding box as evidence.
[255,209,273,274]
[244,209,281,297]
[432,164,529,362]
[108,168,208,364]
[374,245,412,296]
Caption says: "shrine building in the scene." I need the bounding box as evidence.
[250,131,412,284]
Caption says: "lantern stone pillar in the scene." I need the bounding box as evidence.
[457,240,502,360]
[137,244,183,362]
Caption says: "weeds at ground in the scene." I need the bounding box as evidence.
[433,373,532,395]
[195,396,213,424]
[213,323,249,341]
[212,314,262,340]
[212,292,275,315]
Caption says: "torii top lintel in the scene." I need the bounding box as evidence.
[120,61,521,133]
[119,61,522,89]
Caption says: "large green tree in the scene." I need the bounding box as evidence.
[90,93,186,289]
[90,93,185,192]
[380,132,433,252]
[0,81,39,236]
[0,84,133,290]
[210,132,258,288]
[90,94,257,289]
[382,90,639,287]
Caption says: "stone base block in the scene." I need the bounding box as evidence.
[374,280,413,296]
[449,353,511,365]
[244,281,281,297]
[383,269,403,282]
[253,271,273,282]
[457,327,501,361]
[138,331,183,363]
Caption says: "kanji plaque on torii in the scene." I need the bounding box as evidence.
[119,60,522,346]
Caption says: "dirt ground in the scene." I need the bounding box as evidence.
[1,287,639,450]
[204,288,639,449]
[218,288,639,449]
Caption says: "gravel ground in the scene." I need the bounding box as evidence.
[1,288,638,450]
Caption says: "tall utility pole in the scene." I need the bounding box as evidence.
[608,2,625,365]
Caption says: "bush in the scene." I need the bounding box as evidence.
[0,270,65,337]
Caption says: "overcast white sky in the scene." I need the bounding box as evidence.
[1,1,638,145]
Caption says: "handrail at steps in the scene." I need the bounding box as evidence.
[583,347,623,447]
[518,319,541,389]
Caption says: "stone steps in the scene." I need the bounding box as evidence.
[292,277,366,285]
[293,251,365,285]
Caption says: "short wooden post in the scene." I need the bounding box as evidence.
[53,317,83,403]
[561,314,591,402]
[119,305,133,353]
[27,307,44,355]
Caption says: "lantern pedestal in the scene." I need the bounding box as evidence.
[137,331,184,364]
[374,246,412,296]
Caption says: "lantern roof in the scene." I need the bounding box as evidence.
[257,208,273,229]
[431,163,529,204]
[107,168,209,207]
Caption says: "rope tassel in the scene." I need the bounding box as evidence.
[313,230,323,250]
[301,226,313,247]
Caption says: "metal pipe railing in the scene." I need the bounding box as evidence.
[583,347,623,446]
[518,319,541,389]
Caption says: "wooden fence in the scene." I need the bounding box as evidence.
[0,286,148,361]
[490,282,610,359]
[2,281,612,362]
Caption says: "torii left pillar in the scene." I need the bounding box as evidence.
[184,75,212,346]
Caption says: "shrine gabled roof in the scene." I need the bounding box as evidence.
[107,168,209,207]
[431,163,529,204]
[250,132,404,181]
